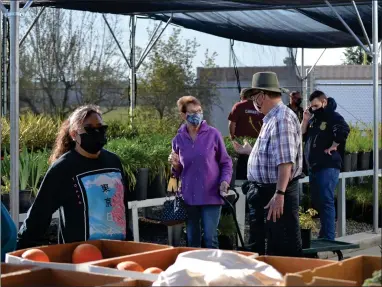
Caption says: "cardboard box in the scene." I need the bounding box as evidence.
[87,247,258,282]
[6,240,171,271]
[1,263,40,277]
[1,268,126,287]
[255,255,335,275]
[284,255,382,286]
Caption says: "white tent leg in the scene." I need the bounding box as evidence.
[372,0,379,234]
[9,0,20,225]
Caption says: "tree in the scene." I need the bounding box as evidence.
[343,46,372,65]
[20,8,129,116]
[138,27,220,120]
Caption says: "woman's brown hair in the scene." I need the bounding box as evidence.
[49,105,102,164]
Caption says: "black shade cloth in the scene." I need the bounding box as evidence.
[3,1,380,48]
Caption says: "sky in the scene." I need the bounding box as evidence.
[124,18,347,70]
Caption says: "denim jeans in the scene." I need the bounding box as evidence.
[309,168,340,240]
[185,205,222,249]
[247,180,302,257]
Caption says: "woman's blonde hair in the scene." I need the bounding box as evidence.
[49,105,102,164]
[177,96,201,113]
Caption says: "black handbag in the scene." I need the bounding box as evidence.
[161,176,187,222]
[161,192,188,222]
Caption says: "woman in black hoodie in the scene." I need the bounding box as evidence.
[18,105,132,249]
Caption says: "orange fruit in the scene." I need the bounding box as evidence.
[72,244,103,264]
[21,249,50,262]
[143,267,163,274]
[116,261,144,272]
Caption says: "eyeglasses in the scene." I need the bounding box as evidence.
[83,125,108,135]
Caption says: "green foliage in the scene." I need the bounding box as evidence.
[363,270,381,286]
[138,27,220,121]
[343,46,372,65]
[218,214,237,239]
[299,207,318,232]
[1,148,49,196]
[1,113,60,152]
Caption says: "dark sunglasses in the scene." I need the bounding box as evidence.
[84,125,108,134]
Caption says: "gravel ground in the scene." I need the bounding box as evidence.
[44,207,374,246]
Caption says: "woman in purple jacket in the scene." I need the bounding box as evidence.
[169,96,233,249]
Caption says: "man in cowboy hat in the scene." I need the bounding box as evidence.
[233,71,303,257]
[228,88,264,180]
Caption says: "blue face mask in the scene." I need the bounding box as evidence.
[186,113,203,126]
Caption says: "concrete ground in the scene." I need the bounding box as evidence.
[321,230,382,260]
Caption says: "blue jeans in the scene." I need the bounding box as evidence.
[309,168,340,240]
[186,205,222,248]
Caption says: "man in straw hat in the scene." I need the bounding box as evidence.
[233,71,303,257]
[228,88,264,180]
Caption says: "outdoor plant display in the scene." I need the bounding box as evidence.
[299,207,318,249]
[1,148,49,212]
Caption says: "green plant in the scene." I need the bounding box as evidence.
[345,125,361,154]
[299,207,318,232]
[218,214,237,239]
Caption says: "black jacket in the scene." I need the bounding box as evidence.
[17,149,133,249]
[304,97,350,171]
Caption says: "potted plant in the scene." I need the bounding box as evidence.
[357,130,373,171]
[299,207,318,249]
[216,214,237,250]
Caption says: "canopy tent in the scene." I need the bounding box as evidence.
[3,1,380,47]
[0,0,380,235]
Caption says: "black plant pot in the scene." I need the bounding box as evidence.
[1,190,35,213]
[358,152,370,171]
[301,228,312,249]
[218,235,234,250]
[380,149,382,168]
[351,153,358,171]
[133,168,149,201]
[147,172,167,199]
[343,153,351,172]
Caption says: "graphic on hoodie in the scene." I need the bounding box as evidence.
[78,169,126,240]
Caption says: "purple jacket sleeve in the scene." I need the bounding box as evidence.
[215,131,233,184]
[171,137,183,178]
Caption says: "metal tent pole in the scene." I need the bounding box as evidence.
[301,48,307,109]
[9,0,20,224]
[2,15,8,116]
[129,15,136,127]
[372,0,379,234]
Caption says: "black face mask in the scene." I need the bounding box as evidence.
[79,126,108,154]
[309,107,325,116]
[295,99,302,106]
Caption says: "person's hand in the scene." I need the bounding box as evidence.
[265,193,284,222]
[219,181,230,194]
[303,108,312,122]
[168,151,180,167]
[324,145,337,155]
[232,139,252,155]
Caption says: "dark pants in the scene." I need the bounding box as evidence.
[185,205,222,249]
[247,180,302,257]
[309,168,340,240]
[236,154,249,180]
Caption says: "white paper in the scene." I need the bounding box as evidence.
[153,250,283,286]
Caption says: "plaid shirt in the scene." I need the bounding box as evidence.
[247,102,302,184]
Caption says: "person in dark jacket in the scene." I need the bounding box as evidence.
[18,105,132,249]
[301,91,350,240]
[1,202,17,261]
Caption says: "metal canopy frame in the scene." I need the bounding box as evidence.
[0,1,379,236]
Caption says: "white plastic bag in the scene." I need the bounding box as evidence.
[152,250,283,286]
